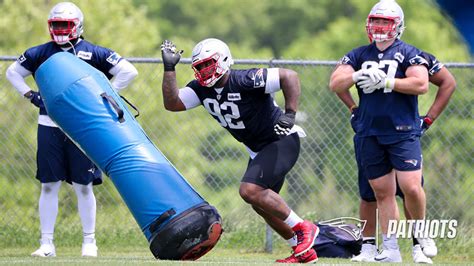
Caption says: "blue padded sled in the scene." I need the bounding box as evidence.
[35,52,222,260]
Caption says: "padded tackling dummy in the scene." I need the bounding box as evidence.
[34,52,222,260]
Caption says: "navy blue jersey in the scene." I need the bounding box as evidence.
[187,68,283,152]
[17,39,122,115]
[341,39,428,137]
[421,51,443,76]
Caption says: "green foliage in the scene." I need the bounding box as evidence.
[0,0,159,56]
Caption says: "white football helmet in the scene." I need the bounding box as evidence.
[191,38,234,87]
[366,0,405,43]
[48,2,84,45]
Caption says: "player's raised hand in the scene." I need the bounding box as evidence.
[274,111,296,136]
[161,40,183,71]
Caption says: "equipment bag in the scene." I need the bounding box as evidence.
[312,217,365,258]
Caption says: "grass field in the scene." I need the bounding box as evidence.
[1,246,472,265]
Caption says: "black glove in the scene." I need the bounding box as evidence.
[160,40,183,71]
[26,91,44,108]
[420,115,433,135]
[274,110,296,136]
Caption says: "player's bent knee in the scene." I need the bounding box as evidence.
[238,184,261,204]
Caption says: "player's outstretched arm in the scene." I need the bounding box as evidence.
[161,40,186,111]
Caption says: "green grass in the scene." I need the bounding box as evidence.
[1,246,472,265]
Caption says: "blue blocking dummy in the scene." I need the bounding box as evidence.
[35,52,222,260]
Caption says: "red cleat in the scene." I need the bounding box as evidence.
[292,221,319,256]
[276,248,318,263]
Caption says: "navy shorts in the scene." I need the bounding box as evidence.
[354,134,423,201]
[241,133,300,193]
[354,134,422,180]
[36,125,102,185]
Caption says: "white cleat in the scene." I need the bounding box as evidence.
[416,237,437,258]
[351,243,378,262]
[82,240,98,257]
[31,240,56,257]
[412,244,433,264]
[374,248,402,263]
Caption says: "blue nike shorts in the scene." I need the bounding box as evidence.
[354,134,423,201]
[354,134,422,181]
[36,125,102,185]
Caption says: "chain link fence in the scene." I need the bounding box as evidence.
[0,57,472,252]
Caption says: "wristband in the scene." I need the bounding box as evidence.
[386,78,395,89]
[423,115,433,126]
[384,78,395,93]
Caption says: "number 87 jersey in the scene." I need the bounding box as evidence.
[340,39,429,137]
[178,68,283,153]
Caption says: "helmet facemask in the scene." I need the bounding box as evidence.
[48,19,81,45]
[191,38,233,88]
[192,54,226,87]
[366,16,401,42]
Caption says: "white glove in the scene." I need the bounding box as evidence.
[356,68,394,94]
[358,76,395,94]
[352,67,386,83]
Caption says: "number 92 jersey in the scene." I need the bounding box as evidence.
[341,39,429,137]
[183,68,283,152]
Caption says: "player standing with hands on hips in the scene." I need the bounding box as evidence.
[160,38,319,263]
[329,0,435,262]
[337,49,455,263]
[5,2,138,258]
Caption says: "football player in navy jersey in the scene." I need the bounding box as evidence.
[329,0,434,262]
[160,38,318,263]
[336,51,455,263]
[5,2,138,258]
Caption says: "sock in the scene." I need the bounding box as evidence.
[72,182,96,242]
[283,210,304,228]
[286,234,297,247]
[39,181,61,243]
[362,237,376,245]
[382,234,399,250]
